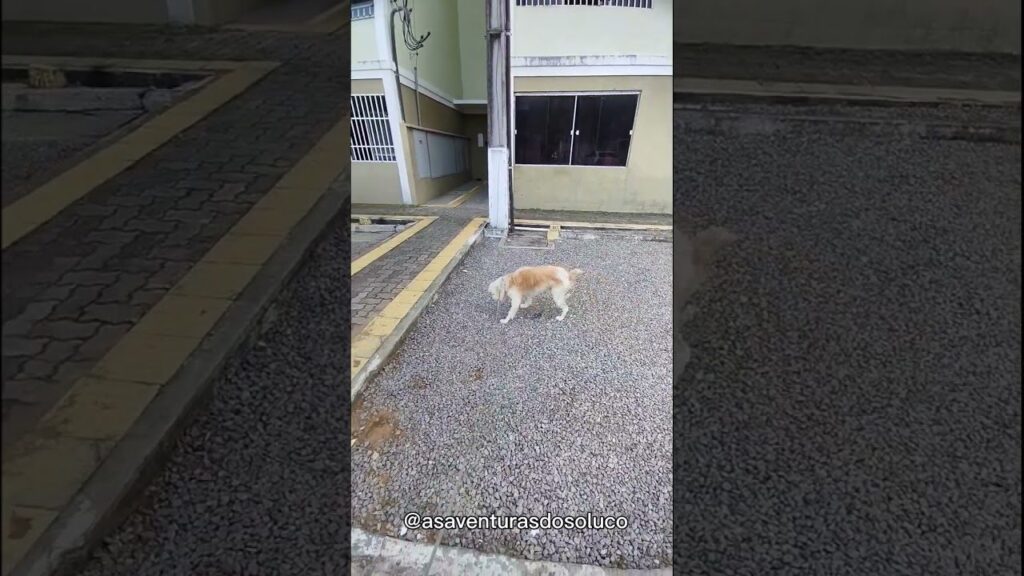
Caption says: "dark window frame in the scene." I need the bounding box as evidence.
[513,91,641,168]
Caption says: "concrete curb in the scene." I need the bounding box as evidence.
[674,77,1022,108]
[352,529,672,576]
[11,187,346,576]
[351,221,487,402]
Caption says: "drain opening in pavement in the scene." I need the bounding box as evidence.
[2,65,213,206]
[351,217,418,258]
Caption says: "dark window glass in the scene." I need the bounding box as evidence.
[514,95,575,165]
[571,94,638,167]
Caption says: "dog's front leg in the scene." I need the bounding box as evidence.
[501,294,522,324]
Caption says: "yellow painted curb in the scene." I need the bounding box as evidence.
[351,217,488,383]
[363,317,400,337]
[515,219,672,232]
[447,186,479,208]
[424,185,479,208]
[351,217,438,276]
[0,112,347,574]
[1,59,280,250]
[547,225,561,241]
[352,214,434,222]
[352,357,369,374]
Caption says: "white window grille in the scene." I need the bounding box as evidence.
[352,1,374,20]
[515,0,652,7]
[351,94,396,163]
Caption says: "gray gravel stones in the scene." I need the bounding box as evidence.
[352,228,397,259]
[674,45,1022,92]
[1,110,142,206]
[674,105,1021,574]
[78,215,351,575]
[675,102,1022,144]
[351,235,673,569]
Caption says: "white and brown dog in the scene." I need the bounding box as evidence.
[488,265,583,323]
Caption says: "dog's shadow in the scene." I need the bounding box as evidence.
[675,225,738,382]
[485,289,573,322]
[486,302,549,321]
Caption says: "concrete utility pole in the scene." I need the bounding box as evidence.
[486,0,511,233]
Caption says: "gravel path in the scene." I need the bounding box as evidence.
[674,104,1022,575]
[351,235,673,569]
[80,217,350,575]
[1,110,142,206]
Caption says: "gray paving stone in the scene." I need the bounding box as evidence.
[97,275,148,303]
[1,22,348,455]
[3,301,58,336]
[76,323,133,362]
[17,359,57,380]
[2,378,64,405]
[51,285,104,319]
[30,319,101,340]
[37,339,83,364]
[80,302,145,325]
[58,270,119,287]
[97,209,143,231]
[2,336,48,357]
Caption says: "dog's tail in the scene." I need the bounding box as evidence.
[568,268,583,285]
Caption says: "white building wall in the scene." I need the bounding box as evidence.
[351,10,381,68]
[512,2,672,62]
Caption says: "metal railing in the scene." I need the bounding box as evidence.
[515,0,652,7]
[352,1,374,20]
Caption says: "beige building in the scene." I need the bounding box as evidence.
[352,0,672,214]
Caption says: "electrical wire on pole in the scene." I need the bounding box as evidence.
[388,0,430,122]
[394,0,430,52]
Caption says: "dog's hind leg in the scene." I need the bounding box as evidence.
[501,293,522,324]
[520,296,533,308]
[552,287,569,321]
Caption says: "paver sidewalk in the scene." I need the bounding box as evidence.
[351,188,488,337]
[1,24,344,452]
[1,21,346,576]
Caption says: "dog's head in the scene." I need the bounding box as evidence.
[488,276,507,302]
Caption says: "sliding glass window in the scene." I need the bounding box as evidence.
[514,93,639,167]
